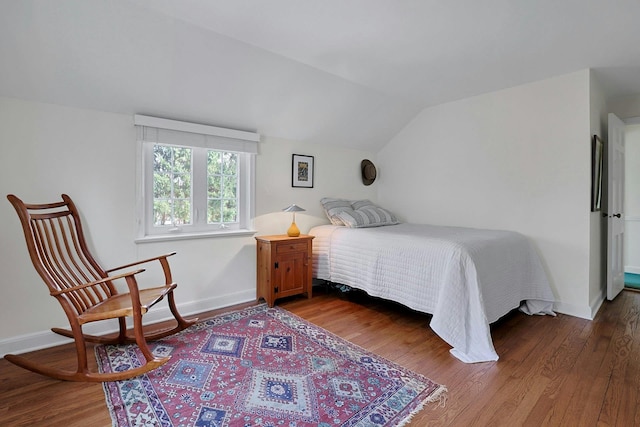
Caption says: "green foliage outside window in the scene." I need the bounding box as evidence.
[152,144,238,227]
[153,145,191,226]
[207,150,238,224]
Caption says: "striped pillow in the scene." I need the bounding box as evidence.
[336,205,399,228]
[320,198,353,226]
[321,198,399,228]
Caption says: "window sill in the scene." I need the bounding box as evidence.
[135,229,257,244]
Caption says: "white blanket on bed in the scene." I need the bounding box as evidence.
[310,223,555,363]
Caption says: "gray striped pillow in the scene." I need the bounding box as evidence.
[336,205,399,228]
[320,198,353,225]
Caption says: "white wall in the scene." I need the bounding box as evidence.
[377,70,594,318]
[254,136,377,234]
[0,96,376,354]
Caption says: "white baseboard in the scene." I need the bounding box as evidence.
[625,266,640,275]
[589,292,606,319]
[553,300,596,320]
[0,289,256,357]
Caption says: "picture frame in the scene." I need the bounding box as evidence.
[292,154,314,188]
[591,135,604,212]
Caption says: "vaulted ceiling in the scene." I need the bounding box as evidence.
[2,0,640,151]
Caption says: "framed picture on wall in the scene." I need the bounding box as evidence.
[591,135,603,212]
[292,154,314,188]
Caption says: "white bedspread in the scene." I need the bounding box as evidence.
[310,223,555,363]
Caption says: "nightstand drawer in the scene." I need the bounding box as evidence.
[276,242,308,254]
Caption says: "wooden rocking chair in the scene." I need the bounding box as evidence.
[6,194,197,382]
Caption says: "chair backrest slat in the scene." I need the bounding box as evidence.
[8,194,117,316]
[32,217,100,312]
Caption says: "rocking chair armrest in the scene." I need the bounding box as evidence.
[105,252,177,273]
[50,269,146,296]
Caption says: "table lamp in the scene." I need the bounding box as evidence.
[283,204,305,237]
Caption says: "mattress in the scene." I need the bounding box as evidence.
[309,223,556,363]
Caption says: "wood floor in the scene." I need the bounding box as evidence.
[2,287,640,426]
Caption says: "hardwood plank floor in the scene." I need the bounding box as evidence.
[1,288,639,426]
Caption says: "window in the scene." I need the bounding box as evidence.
[150,145,239,228]
[135,115,259,241]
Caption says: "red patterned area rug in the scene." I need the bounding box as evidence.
[96,304,446,427]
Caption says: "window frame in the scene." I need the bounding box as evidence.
[134,115,258,243]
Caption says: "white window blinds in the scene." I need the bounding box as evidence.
[134,114,260,153]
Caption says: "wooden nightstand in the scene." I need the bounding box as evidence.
[255,234,314,307]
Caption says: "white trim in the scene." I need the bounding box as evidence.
[138,127,259,154]
[553,300,597,320]
[0,330,73,357]
[589,292,606,320]
[623,116,640,125]
[135,139,145,238]
[135,228,257,243]
[134,114,259,142]
[0,289,257,357]
[625,266,640,275]
[134,115,260,154]
[134,115,258,240]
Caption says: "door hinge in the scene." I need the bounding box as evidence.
[275,287,279,293]
[274,262,279,269]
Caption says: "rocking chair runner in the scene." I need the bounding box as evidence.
[6,194,197,382]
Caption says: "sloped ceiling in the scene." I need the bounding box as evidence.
[2,0,640,151]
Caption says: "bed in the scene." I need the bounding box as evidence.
[309,222,556,363]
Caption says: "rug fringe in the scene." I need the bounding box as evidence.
[397,385,448,427]
[427,385,448,408]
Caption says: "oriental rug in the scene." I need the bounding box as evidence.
[96,304,446,427]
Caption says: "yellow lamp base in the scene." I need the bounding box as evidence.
[287,222,300,237]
